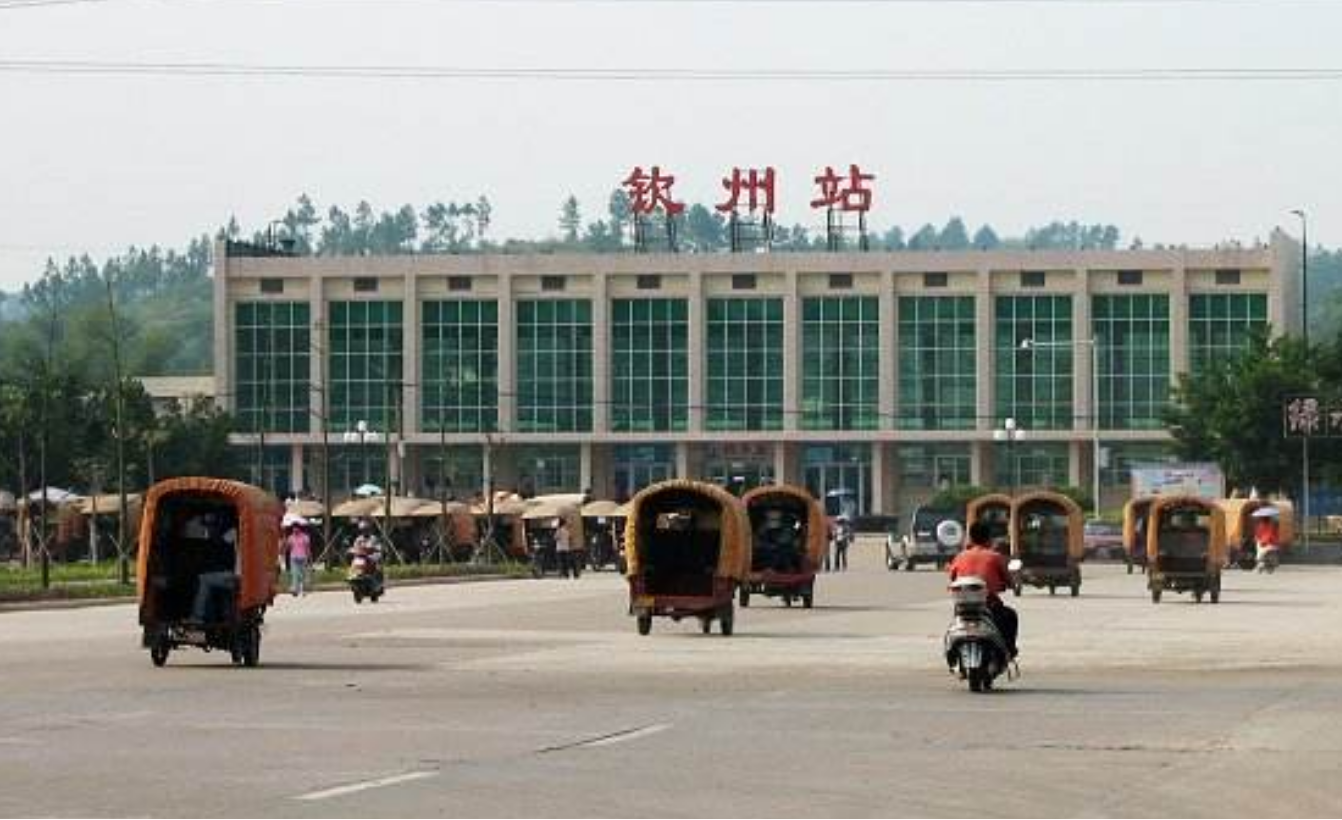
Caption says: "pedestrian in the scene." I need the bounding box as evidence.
[555,518,577,579]
[283,519,312,596]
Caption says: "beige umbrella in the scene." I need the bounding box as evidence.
[285,499,326,518]
[331,497,384,518]
[581,499,622,517]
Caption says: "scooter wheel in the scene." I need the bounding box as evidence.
[353,590,364,604]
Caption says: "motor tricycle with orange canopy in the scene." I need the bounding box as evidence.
[1216,497,1295,570]
[740,484,826,609]
[1122,496,1156,574]
[965,492,1013,556]
[137,478,282,667]
[625,480,750,636]
[1147,495,1226,604]
[1009,491,1084,597]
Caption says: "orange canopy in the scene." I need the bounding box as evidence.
[136,477,282,617]
[1010,490,1084,560]
[624,479,751,581]
[742,483,828,569]
[1147,495,1227,570]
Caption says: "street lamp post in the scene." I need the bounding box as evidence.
[1291,209,1308,346]
[993,416,1026,496]
[1021,337,1101,517]
[1290,208,1311,548]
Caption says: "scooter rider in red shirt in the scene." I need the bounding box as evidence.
[949,521,1019,658]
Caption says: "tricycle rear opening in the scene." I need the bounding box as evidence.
[145,495,240,625]
[636,490,724,598]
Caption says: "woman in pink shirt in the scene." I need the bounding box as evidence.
[284,522,313,596]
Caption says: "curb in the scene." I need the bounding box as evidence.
[0,572,523,614]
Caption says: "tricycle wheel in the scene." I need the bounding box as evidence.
[904,560,915,572]
[802,591,813,609]
[1151,587,1162,604]
[739,587,750,608]
[370,592,381,603]
[636,614,652,636]
[719,609,734,636]
[352,589,363,604]
[1012,582,1022,597]
[700,617,712,634]
[238,624,261,668]
[1048,584,1056,596]
[968,668,984,692]
[1070,582,1080,597]
[783,595,793,608]
[1194,588,1204,604]
[1126,560,1134,575]
[1211,587,1220,604]
[150,638,170,668]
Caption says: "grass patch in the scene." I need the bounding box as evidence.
[310,561,531,585]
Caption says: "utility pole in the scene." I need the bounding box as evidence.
[38,284,59,590]
[104,273,130,585]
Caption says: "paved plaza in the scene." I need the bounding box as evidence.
[2,541,1340,817]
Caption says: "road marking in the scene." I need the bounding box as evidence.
[293,770,438,801]
[539,722,672,753]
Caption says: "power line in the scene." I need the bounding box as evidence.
[0,0,111,10]
[2,59,1342,82]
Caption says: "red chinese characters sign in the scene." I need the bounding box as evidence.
[622,166,685,216]
[622,164,875,216]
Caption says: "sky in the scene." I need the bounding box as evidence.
[1,0,1340,290]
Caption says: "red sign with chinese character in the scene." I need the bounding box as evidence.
[810,164,875,213]
[715,167,776,215]
[622,165,685,216]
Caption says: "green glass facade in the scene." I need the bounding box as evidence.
[421,446,484,499]
[513,444,581,495]
[234,302,310,433]
[994,442,1070,488]
[897,443,972,488]
[801,296,879,430]
[329,300,403,430]
[422,300,498,433]
[898,296,976,430]
[612,443,677,498]
[995,296,1074,430]
[1094,295,1170,430]
[1100,441,1175,488]
[516,300,594,433]
[611,299,689,432]
[706,298,784,431]
[1189,293,1268,374]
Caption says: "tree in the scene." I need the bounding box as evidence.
[681,204,726,252]
[907,224,939,251]
[880,226,905,250]
[1166,333,1342,493]
[972,224,1000,249]
[559,196,582,244]
[938,217,971,250]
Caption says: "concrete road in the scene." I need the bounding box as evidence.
[2,540,1340,818]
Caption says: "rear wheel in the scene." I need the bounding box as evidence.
[967,668,984,692]
[904,560,915,572]
[1012,582,1022,597]
[700,617,712,634]
[1194,589,1205,603]
[739,587,751,608]
[1151,587,1162,604]
[802,591,813,609]
[1071,582,1080,597]
[237,624,261,668]
[1126,560,1134,575]
[352,589,363,604]
[370,592,381,603]
[1048,585,1056,596]
[150,638,170,668]
[636,614,652,636]
[719,611,734,636]
[783,595,793,608]
[885,551,899,571]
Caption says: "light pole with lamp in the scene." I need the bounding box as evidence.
[1021,336,1102,518]
[1290,208,1311,549]
[993,416,1026,496]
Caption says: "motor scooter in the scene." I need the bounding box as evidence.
[1256,545,1281,574]
[346,543,385,604]
[943,575,1014,693]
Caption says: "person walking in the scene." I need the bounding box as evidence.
[283,520,313,597]
[555,518,578,579]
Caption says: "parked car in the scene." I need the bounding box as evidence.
[886,506,964,571]
[1083,519,1125,560]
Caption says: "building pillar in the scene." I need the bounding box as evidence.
[783,271,800,432]
[879,274,897,429]
[309,273,327,436]
[872,442,897,516]
[688,272,705,432]
[497,273,516,434]
[975,266,994,432]
[676,441,692,479]
[1073,271,1093,435]
[403,273,420,437]
[290,445,305,496]
[1069,440,1085,487]
[580,442,593,494]
[592,273,610,434]
[1171,262,1190,378]
[971,440,990,487]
